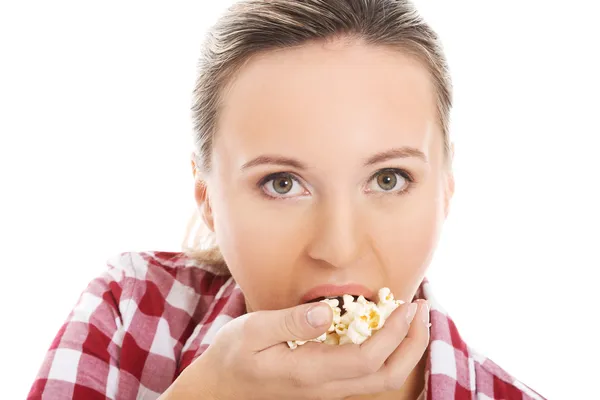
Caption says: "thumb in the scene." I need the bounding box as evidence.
[246,302,332,351]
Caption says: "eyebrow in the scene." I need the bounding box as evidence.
[240,146,427,171]
[241,155,307,170]
[364,147,428,165]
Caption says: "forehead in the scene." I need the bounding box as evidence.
[215,40,441,166]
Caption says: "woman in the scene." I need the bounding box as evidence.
[28,0,546,399]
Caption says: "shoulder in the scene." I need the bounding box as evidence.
[467,346,546,400]
[421,279,546,400]
[105,250,231,290]
[427,317,546,399]
[103,250,234,318]
[28,251,237,399]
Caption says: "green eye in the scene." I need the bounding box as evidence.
[367,169,411,194]
[376,171,398,191]
[260,173,307,198]
[272,176,293,194]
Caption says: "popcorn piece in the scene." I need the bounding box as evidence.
[321,298,340,309]
[342,295,357,314]
[346,316,371,344]
[376,287,405,320]
[324,332,340,345]
[286,333,325,349]
[321,298,342,332]
[286,340,305,349]
[287,287,405,349]
[338,333,354,345]
[339,310,354,327]
[334,322,348,336]
[378,287,394,303]
[314,331,327,342]
[343,296,384,344]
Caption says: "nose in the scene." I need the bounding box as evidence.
[306,199,367,269]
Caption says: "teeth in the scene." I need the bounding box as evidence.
[308,295,370,304]
[308,295,370,315]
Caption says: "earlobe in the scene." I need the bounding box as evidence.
[191,152,199,179]
[192,154,215,232]
[195,180,215,232]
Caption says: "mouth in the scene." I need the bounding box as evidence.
[306,295,371,315]
[300,284,375,306]
[305,295,374,304]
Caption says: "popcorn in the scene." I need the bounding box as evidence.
[377,287,405,320]
[346,316,371,344]
[324,332,339,345]
[287,287,406,349]
[321,298,342,332]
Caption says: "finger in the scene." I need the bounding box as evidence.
[357,301,419,370]
[243,302,332,351]
[286,301,418,385]
[380,299,430,390]
[320,300,430,397]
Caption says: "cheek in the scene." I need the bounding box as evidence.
[371,182,445,299]
[211,191,309,310]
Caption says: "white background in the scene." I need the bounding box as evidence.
[1,1,599,398]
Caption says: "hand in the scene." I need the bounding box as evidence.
[160,299,430,400]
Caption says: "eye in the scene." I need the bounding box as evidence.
[367,169,411,193]
[261,173,307,198]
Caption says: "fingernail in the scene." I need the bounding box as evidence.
[406,303,418,324]
[420,302,430,325]
[307,304,331,328]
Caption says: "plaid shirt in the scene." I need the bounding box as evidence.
[28,251,546,400]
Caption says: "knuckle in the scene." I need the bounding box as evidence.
[397,309,413,331]
[383,369,408,391]
[386,308,410,334]
[393,316,410,335]
[366,358,382,374]
[219,316,240,336]
[359,350,381,374]
[238,315,259,342]
[239,313,254,332]
[284,310,304,339]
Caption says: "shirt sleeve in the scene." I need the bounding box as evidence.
[28,260,136,400]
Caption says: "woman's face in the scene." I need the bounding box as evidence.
[194,40,454,311]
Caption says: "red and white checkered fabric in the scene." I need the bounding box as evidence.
[28,251,546,399]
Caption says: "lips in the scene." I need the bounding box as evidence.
[300,284,375,304]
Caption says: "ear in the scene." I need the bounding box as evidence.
[444,143,456,218]
[190,152,197,179]
[191,153,215,232]
[195,181,215,232]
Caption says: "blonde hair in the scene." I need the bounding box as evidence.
[182,0,453,265]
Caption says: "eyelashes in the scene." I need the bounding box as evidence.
[366,168,414,194]
[258,172,307,198]
[257,168,416,200]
